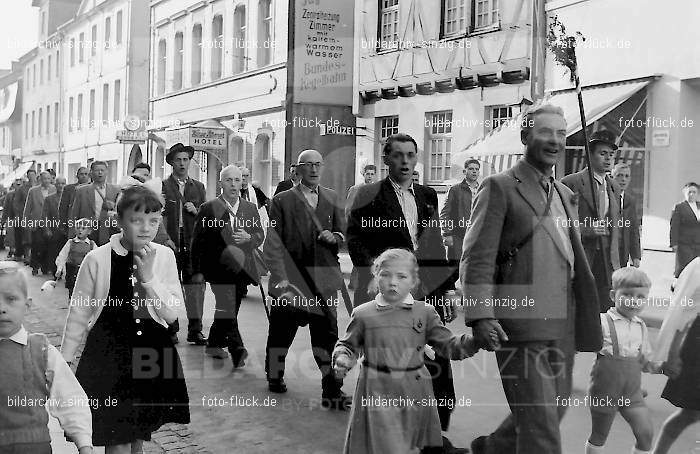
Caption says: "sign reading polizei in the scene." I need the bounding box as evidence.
[293,0,354,105]
[116,130,148,144]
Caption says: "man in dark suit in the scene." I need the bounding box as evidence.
[561,130,622,312]
[463,104,602,454]
[440,158,480,293]
[162,143,208,345]
[273,164,299,195]
[12,169,37,261]
[191,165,264,368]
[612,163,642,267]
[347,133,462,453]
[23,171,56,275]
[670,182,700,277]
[69,161,120,246]
[42,175,66,276]
[58,167,90,237]
[263,149,350,410]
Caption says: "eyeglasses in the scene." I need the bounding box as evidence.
[299,162,323,169]
[0,261,21,276]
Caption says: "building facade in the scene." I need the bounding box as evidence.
[0,64,24,186]
[149,0,287,199]
[59,0,150,183]
[355,0,534,189]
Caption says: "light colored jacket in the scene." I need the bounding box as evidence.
[60,233,184,363]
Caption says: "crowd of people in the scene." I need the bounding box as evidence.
[0,102,698,454]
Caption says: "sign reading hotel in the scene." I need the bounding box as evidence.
[164,126,227,153]
[293,0,354,106]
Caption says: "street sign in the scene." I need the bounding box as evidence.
[117,130,148,144]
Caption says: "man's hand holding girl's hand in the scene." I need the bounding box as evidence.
[333,355,353,379]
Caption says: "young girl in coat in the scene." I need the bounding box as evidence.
[61,185,190,454]
[333,248,486,454]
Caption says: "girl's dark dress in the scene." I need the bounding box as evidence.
[75,250,190,446]
[661,315,700,410]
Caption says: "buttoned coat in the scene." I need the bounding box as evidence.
[162,175,206,250]
[461,159,602,351]
[69,183,120,246]
[23,185,55,228]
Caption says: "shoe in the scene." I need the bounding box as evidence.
[186,331,207,345]
[321,391,352,411]
[230,347,248,368]
[268,378,287,393]
[442,436,469,454]
[170,334,179,345]
[205,347,228,359]
[470,436,487,454]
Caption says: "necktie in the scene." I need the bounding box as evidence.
[241,189,249,201]
[597,180,606,220]
[620,193,624,215]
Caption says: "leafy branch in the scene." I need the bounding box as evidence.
[546,15,586,83]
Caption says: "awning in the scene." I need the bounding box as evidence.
[1,161,34,188]
[449,79,651,176]
[0,82,19,124]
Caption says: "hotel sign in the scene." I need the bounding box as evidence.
[116,130,148,144]
[292,0,354,105]
[164,126,227,153]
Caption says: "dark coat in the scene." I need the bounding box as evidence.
[273,179,294,196]
[162,174,206,251]
[263,184,345,299]
[461,159,602,352]
[11,182,30,221]
[619,191,641,264]
[191,196,264,285]
[58,183,79,235]
[670,200,700,247]
[69,183,121,246]
[561,168,622,273]
[41,192,61,235]
[347,178,448,304]
[440,179,475,238]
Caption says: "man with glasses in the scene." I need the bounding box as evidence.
[263,149,350,410]
[562,130,622,312]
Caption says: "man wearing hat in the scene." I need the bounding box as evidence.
[561,129,622,312]
[162,143,207,345]
[190,165,264,368]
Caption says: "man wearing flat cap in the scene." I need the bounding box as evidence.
[561,130,622,312]
[162,143,207,344]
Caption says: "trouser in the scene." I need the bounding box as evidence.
[265,297,342,395]
[591,251,613,312]
[207,282,247,351]
[169,231,205,335]
[13,225,25,257]
[30,229,50,272]
[0,442,52,454]
[480,338,575,454]
[445,233,465,290]
[46,231,66,275]
[674,244,700,278]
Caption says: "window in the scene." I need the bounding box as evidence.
[157,39,166,95]
[25,114,28,138]
[116,10,123,44]
[376,116,399,179]
[54,102,59,133]
[31,111,35,138]
[41,12,47,36]
[443,0,467,37]
[211,15,223,79]
[102,83,109,123]
[104,16,111,48]
[173,32,183,90]
[70,38,75,66]
[488,105,514,131]
[113,80,121,121]
[40,59,44,84]
[89,89,95,128]
[427,111,453,182]
[68,97,74,132]
[257,1,272,67]
[47,55,51,81]
[191,24,202,85]
[77,93,83,130]
[56,50,60,76]
[233,6,247,74]
[79,32,84,62]
[26,68,30,91]
[91,25,97,56]
[379,0,400,50]
[474,0,499,29]
[46,105,50,135]
[33,64,36,87]
[38,108,42,136]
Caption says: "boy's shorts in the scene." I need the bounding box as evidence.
[588,354,645,414]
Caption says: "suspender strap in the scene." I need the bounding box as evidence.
[605,314,620,357]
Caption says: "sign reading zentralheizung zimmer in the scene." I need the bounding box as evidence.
[293,0,354,106]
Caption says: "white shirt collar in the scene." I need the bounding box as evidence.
[110,232,133,257]
[299,182,319,194]
[607,307,642,324]
[388,176,414,194]
[223,196,240,214]
[72,237,91,244]
[0,326,28,345]
[374,293,415,308]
